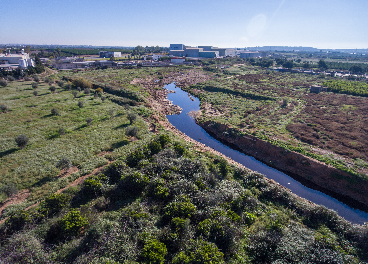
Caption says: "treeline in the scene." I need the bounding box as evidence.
[323,80,368,97]
[325,61,368,74]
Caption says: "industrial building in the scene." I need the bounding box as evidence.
[239,51,260,58]
[0,52,34,69]
[169,44,236,58]
[99,51,122,58]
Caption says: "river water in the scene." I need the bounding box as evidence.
[165,82,368,224]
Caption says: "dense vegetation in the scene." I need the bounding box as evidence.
[1,132,367,263]
[323,79,368,97]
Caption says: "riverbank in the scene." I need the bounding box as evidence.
[199,120,368,211]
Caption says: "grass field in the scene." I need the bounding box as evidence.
[0,78,150,203]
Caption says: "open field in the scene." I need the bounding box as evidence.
[0,78,150,203]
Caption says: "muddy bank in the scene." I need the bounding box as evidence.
[200,120,368,211]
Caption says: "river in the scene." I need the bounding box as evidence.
[165,82,368,224]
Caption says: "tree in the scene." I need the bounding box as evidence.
[49,86,56,93]
[318,59,328,70]
[1,104,8,113]
[303,62,310,69]
[350,65,363,74]
[127,112,137,124]
[15,134,29,149]
[34,55,45,74]
[56,157,72,170]
[283,60,294,69]
[0,79,7,87]
[86,117,93,126]
[51,108,59,116]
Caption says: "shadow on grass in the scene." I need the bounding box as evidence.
[114,123,129,130]
[110,140,129,149]
[32,176,55,188]
[0,148,17,158]
[75,124,88,130]
[42,113,54,118]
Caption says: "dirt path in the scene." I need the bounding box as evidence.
[0,190,30,216]
[55,160,113,194]
[0,153,112,223]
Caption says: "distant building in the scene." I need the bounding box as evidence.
[169,44,236,58]
[170,44,185,51]
[99,51,122,58]
[310,85,328,93]
[199,51,219,58]
[239,51,260,58]
[171,57,185,64]
[152,54,163,61]
[0,53,34,69]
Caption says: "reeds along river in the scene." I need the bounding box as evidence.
[165,82,368,225]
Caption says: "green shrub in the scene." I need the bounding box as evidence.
[86,117,93,126]
[126,148,147,167]
[84,88,91,95]
[83,174,106,196]
[39,193,70,217]
[56,157,72,170]
[72,77,92,89]
[7,75,15,82]
[51,107,59,116]
[164,196,197,220]
[58,127,65,135]
[64,82,72,90]
[33,90,38,96]
[57,80,64,87]
[141,239,167,264]
[0,79,7,87]
[5,210,33,231]
[174,143,186,155]
[15,134,29,149]
[58,210,88,237]
[125,126,139,137]
[148,141,162,155]
[0,233,51,263]
[33,75,40,82]
[122,172,149,195]
[127,112,137,124]
[0,183,18,197]
[72,91,78,98]
[31,82,38,89]
[78,101,84,108]
[172,239,224,264]
[158,134,171,147]
[49,85,56,93]
[0,104,8,113]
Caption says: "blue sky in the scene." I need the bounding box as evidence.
[1,0,367,49]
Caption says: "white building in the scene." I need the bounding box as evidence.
[171,57,185,64]
[152,54,163,61]
[0,53,34,68]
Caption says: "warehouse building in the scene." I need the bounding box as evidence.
[99,51,122,58]
[169,44,235,58]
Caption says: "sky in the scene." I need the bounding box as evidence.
[1,0,367,49]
